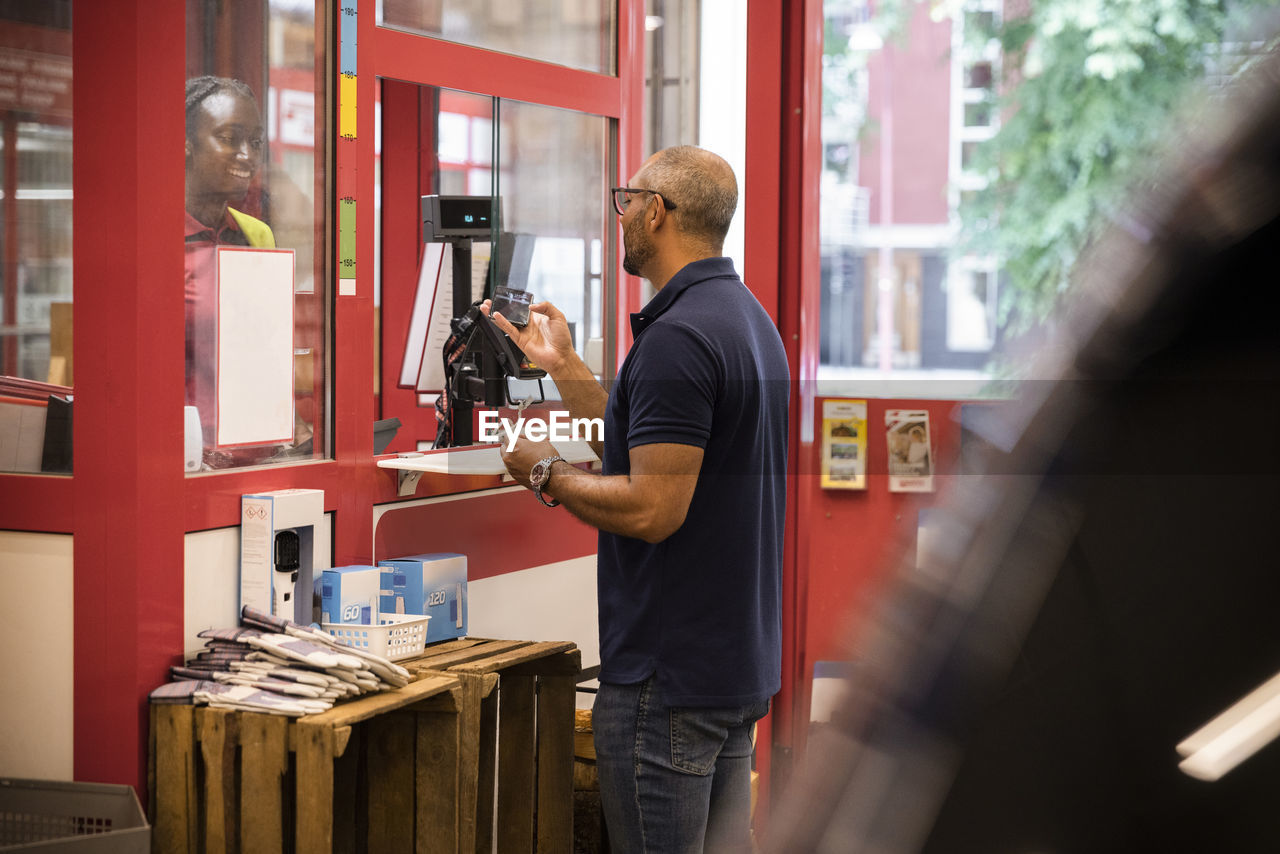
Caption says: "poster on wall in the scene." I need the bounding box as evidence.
[886,408,935,493]
[820,399,868,490]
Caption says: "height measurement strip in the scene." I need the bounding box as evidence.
[337,0,358,294]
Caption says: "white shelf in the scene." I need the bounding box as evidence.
[377,440,599,492]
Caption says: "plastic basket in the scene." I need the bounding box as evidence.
[322,612,430,661]
[0,778,149,852]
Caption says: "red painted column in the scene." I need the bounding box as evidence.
[330,0,379,566]
[744,0,787,825]
[2,119,16,376]
[378,80,428,448]
[71,0,186,793]
[770,0,825,796]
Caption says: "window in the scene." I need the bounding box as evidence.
[819,0,1002,392]
[644,0,700,154]
[947,262,997,352]
[963,99,992,128]
[965,61,993,91]
[643,0,748,288]
[375,82,609,450]
[0,4,73,474]
[379,0,617,75]
[184,0,329,470]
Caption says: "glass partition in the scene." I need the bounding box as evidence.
[497,99,608,365]
[378,0,616,75]
[0,6,73,474]
[819,0,1280,396]
[185,0,330,470]
[375,81,610,451]
[641,0,747,293]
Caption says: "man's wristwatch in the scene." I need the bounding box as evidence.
[529,455,564,507]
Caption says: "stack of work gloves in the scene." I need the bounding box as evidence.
[149,606,411,717]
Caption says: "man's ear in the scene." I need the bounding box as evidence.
[649,197,667,229]
[185,139,193,159]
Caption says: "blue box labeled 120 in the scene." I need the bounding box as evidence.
[378,553,467,643]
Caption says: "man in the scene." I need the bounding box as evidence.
[489,145,790,852]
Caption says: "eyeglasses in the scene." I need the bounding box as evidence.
[611,186,678,217]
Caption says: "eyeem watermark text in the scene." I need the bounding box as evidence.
[479,411,604,452]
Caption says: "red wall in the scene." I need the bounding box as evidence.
[374,489,597,576]
[792,396,964,740]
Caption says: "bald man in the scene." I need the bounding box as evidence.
[489,146,790,853]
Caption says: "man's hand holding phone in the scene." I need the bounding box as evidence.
[482,295,576,376]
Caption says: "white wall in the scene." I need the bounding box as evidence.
[0,530,74,780]
[183,515,333,656]
[468,554,599,708]
[183,527,244,657]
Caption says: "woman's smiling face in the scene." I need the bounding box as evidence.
[186,91,264,203]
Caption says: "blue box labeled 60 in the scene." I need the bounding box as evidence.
[378,553,467,644]
[316,565,382,625]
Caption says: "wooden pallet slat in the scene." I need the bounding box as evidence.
[417,638,488,657]
[416,689,462,854]
[475,678,501,854]
[502,649,583,679]
[294,720,337,854]
[449,641,577,675]
[151,704,198,854]
[497,674,538,854]
[367,711,417,850]
[411,639,535,672]
[536,675,576,852]
[197,709,237,854]
[332,724,361,853]
[303,672,459,729]
[238,714,288,854]
[448,671,499,854]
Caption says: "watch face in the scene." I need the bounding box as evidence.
[531,460,549,487]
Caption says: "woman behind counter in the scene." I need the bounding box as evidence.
[184,76,275,469]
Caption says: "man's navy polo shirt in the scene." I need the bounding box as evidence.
[597,257,790,706]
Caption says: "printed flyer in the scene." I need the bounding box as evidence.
[886,408,934,492]
[821,399,867,490]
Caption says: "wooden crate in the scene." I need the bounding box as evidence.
[149,672,461,854]
[572,709,597,792]
[402,639,582,854]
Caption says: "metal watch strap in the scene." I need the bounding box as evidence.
[532,455,563,507]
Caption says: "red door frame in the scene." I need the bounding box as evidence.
[745,0,823,812]
[66,0,187,790]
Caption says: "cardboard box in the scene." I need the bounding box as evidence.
[0,397,48,473]
[378,553,467,643]
[240,489,326,622]
[317,565,383,625]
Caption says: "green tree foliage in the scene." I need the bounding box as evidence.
[958,0,1279,330]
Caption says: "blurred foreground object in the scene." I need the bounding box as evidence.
[768,49,1280,853]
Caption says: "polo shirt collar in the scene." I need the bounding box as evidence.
[630,256,737,336]
[184,209,242,240]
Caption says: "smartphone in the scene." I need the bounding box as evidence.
[491,286,533,327]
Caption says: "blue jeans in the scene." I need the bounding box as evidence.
[593,677,769,854]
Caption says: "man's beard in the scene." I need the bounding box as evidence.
[622,214,654,277]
